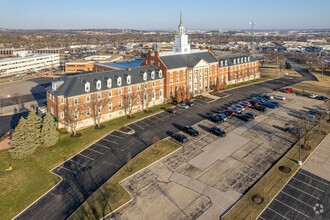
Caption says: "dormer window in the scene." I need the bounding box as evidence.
[225,60,228,65]
[248,57,250,62]
[143,72,147,81]
[151,71,155,79]
[234,59,236,65]
[241,58,243,63]
[244,57,247,62]
[107,79,112,88]
[85,82,90,92]
[127,75,131,84]
[237,59,240,64]
[159,70,162,78]
[96,80,101,90]
[117,77,122,86]
[221,61,223,67]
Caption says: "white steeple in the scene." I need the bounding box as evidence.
[173,10,190,53]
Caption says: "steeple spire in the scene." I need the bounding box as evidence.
[179,9,183,27]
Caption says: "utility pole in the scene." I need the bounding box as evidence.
[321,58,324,79]
[249,21,256,57]
[276,56,279,75]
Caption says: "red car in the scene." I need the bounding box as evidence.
[250,101,259,106]
[225,109,235,116]
[240,103,249,108]
[283,88,293,93]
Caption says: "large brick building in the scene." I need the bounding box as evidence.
[47,13,259,130]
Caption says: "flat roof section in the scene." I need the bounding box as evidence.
[102,59,143,69]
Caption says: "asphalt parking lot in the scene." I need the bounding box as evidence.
[258,169,329,220]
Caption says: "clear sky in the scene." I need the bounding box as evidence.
[1,0,329,30]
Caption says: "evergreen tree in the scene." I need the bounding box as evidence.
[41,112,59,147]
[9,117,36,159]
[25,108,42,146]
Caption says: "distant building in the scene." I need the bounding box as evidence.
[94,59,144,72]
[65,61,95,73]
[0,54,60,76]
[36,47,65,54]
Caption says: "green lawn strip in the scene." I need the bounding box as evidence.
[224,76,277,91]
[223,124,330,220]
[69,139,180,220]
[0,103,174,220]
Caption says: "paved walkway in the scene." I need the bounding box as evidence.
[302,133,330,181]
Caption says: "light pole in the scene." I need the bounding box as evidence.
[249,21,256,57]
[298,127,302,166]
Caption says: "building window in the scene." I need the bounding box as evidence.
[137,85,140,91]
[183,70,185,74]
[170,88,173,97]
[118,89,122,95]
[108,102,112,111]
[107,79,112,88]
[152,91,155,100]
[143,72,147,81]
[170,71,173,77]
[61,111,64,119]
[96,81,101,90]
[108,91,112,97]
[74,111,78,119]
[97,105,102,114]
[151,71,155,79]
[118,100,122,108]
[177,71,179,76]
[160,80,163,86]
[159,70,162,78]
[86,107,90,116]
[159,89,163,98]
[86,95,90,103]
[153,81,155,87]
[85,83,90,92]
[145,83,147,89]
[128,97,132,105]
[170,79,173,85]
[127,75,131,84]
[183,76,186,82]
[98,93,101,100]
[128,87,131,93]
[74,98,78,105]
[137,95,140,103]
[117,77,122,86]
[60,98,64,104]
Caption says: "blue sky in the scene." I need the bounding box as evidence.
[1,0,329,30]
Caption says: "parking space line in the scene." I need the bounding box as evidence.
[292,177,324,192]
[267,207,290,220]
[281,191,314,208]
[144,117,157,124]
[274,198,310,218]
[298,171,329,186]
[130,123,144,130]
[79,153,95,161]
[139,120,151,126]
[87,147,104,154]
[95,143,110,149]
[102,138,118,145]
[107,133,125,139]
[287,183,319,199]
[69,159,86,167]
[59,165,76,174]
[150,115,163,121]
[259,216,266,220]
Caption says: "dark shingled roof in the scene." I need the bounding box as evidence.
[159,51,218,69]
[47,65,162,97]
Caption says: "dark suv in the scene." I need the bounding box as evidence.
[165,108,177,114]
[173,134,188,143]
[208,115,224,124]
[210,127,226,137]
[183,126,199,136]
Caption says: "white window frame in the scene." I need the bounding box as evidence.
[98,93,101,100]
[86,107,91,117]
[86,95,90,103]
[118,89,122,95]
[128,87,131,93]
[96,80,101,90]
[107,79,112,88]
[74,98,78,105]
[61,111,64,119]
[118,99,122,108]
[85,82,90,92]
[108,102,112,111]
[108,91,112,97]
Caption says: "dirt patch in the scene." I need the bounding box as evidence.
[301,144,311,151]
[120,126,133,133]
[251,194,264,204]
[70,133,82,138]
[209,91,229,98]
[126,115,136,119]
[95,125,105,130]
[195,95,214,103]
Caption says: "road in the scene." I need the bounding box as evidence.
[15,61,317,220]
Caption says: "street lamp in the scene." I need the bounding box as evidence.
[249,21,256,57]
[298,127,302,166]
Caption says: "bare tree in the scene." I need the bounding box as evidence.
[140,83,153,113]
[186,86,191,100]
[64,104,82,136]
[181,86,187,102]
[122,86,138,118]
[176,86,182,103]
[90,92,109,128]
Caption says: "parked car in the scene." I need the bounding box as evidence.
[283,88,293,93]
[309,93,318,99]
[239,101,251,107]
[301,113,316,121]
[318,96,328,100]
[224,109,236,116]
[221,111,232,119]
[245,112,257,119]
[178,103,189,109]
[250,100,259,106]
[165,108,177,114]
[314,107,329,114]
[183,126,199,136]
[253,105,267,112]
[262,102,277,109]
[275,94,286,100]
[284,127,299,135]
[208,115,224,124]
[256,97,266,103]
[239,103,249,108]
[210,126,226,137]
[236,104,246,111]
[173,134,188,143]
[236,114,252,121]
[262,93,274,100]
[229,106,241,114]
[268,101,279,106]
[217,113,228,121]
[186,101,195,107]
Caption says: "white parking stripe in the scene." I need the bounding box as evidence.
[281,191,314,208]
[69,159,86,167]
[268,207,290,220]
[95,143,110,149]
[87,147,104,154]
[274,199,310,218]
[292,177,324,192]
[287,184,320,199]
[259,216,267,220]
[298,171,329,186]
[59,165,76,174]
[107,133,125,139]
[139,120,151,126]
[102,138,118,145]
[79,153,95,161]
[131,122,144,130]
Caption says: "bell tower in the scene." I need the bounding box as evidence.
[173,10,190,53]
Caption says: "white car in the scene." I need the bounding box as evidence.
[178,103,189,109]
[275,94,286,100]
[309,93,318,99]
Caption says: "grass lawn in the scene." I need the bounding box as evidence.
[260,67,301,77]
[225,76,277,91]
[223,122,330,220]
[0,103,174,220]
[289,69,330,98]
[69,139,180,220]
